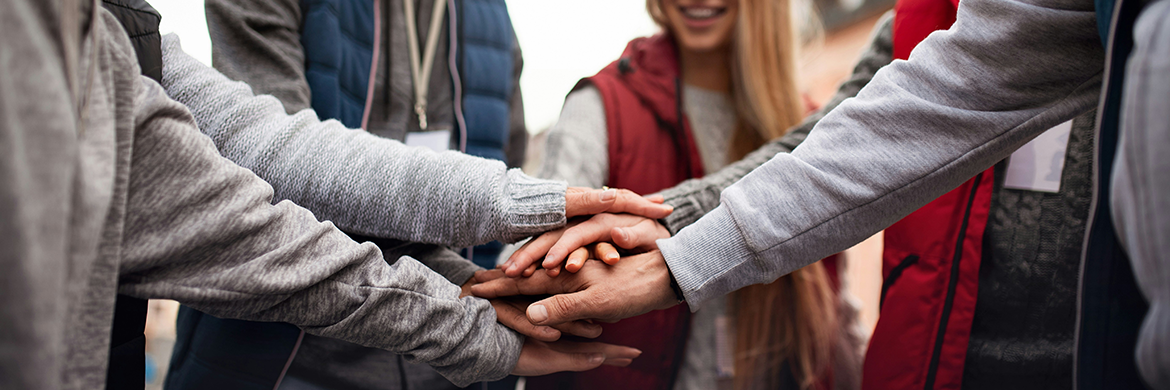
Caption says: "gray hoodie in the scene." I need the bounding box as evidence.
[0,2,556,388]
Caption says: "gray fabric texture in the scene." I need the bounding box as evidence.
[161,34,566,249]
[1112,1,1170,387]
[204,0,528,167]
[656,11,895,235]
[539,84,737,189]
[657,0,1104,307]
[0,4,524,388]
[961,111,1096,389]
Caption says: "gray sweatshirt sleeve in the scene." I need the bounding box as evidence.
[116,43,520,388]
[160,34,566,248]
[204,0,310,113]
[658,0,1105,307]
[658,12,894,234]
[537,86,609,187]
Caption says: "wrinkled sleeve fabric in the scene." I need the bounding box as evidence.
[536,86,610,187]
[657,12,895,234]
[1111,2,1170,387]
[161,34,566,248]
[658,0,1106,307]
[116,75,521,386]
[204,0,310,113]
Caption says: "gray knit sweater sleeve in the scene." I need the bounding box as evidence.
[658,12,894,235]
[659,0,1104,307]
[160,34,566,247]
[119,47,520,387]
[537,86,609,187]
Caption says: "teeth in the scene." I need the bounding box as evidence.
[682,7,721,19]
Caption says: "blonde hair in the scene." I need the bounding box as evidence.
[647,0,837,388]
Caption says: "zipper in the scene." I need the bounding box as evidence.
[359,0,382,131]
[1073,0,1127,388]
[923,171,984,390]
[880,254,920,310]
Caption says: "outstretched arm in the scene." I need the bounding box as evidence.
[160,35,669,248]
[477,0,1105,323]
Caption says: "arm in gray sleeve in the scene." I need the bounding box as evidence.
[505,33,529,169]
[204,0,310,113]
[658,12,894,234]
[364,238,482,285]
[161,34,566,248]
[536,86,609,187]
[117,74,520,386]
[657,0,1105,307]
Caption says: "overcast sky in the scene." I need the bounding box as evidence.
[150,0,659,134]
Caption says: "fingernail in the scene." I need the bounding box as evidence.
[589,354,605,364]
[541,327,559,337]
[600,189,616,202]
[606,251,619,262]
[616,228,629,243]
[528,304,549,323]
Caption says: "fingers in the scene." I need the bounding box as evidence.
[511,339,642,376]
[491,299,561,342]
[551,319,604,339]
[547,340,643,362]
[610,219,670,251]
[503,230,564,277]
[472,269,505,283]
[471,269,565,299]
[592,242,620,265]
[563,247,590,273]
[527,290,600,325]
[565,187,673,219]
[511,339,604,376]
[543,215,623,268]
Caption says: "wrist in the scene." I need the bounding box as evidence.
[666,268,685,304]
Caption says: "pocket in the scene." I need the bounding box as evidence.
[880,254,919,310]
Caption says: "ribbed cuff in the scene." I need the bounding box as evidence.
[497,169,567,242]
[657,205,756,310]
[660,192,705,235]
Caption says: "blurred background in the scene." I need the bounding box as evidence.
[144,0,892,388]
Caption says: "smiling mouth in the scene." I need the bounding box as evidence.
[679,6,728,20]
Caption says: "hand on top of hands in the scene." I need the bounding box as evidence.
[460,272,641,375]
[564,187,672,221]
[502,213,671,277]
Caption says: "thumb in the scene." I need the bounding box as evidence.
[528,291,599,325]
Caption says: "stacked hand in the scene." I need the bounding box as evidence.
[462,187,675,376]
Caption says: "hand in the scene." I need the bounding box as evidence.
[462,271,603,342]
[511,338,641,376]
[501,213,670,277]
[565,187,672,220]
[474,251,679,326]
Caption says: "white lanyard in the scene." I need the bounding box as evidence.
[403,0,448,130]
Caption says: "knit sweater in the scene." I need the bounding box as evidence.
[0,3,544,387]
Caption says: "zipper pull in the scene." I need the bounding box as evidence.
[415,102,428,130]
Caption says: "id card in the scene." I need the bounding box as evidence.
[405,129,452,153]
[1004,120,1073,193]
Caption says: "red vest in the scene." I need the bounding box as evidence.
[863,2,996,388]
[527,35,703,390]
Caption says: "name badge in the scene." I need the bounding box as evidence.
[1004,120,1073,193]
[404,129,452,153]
